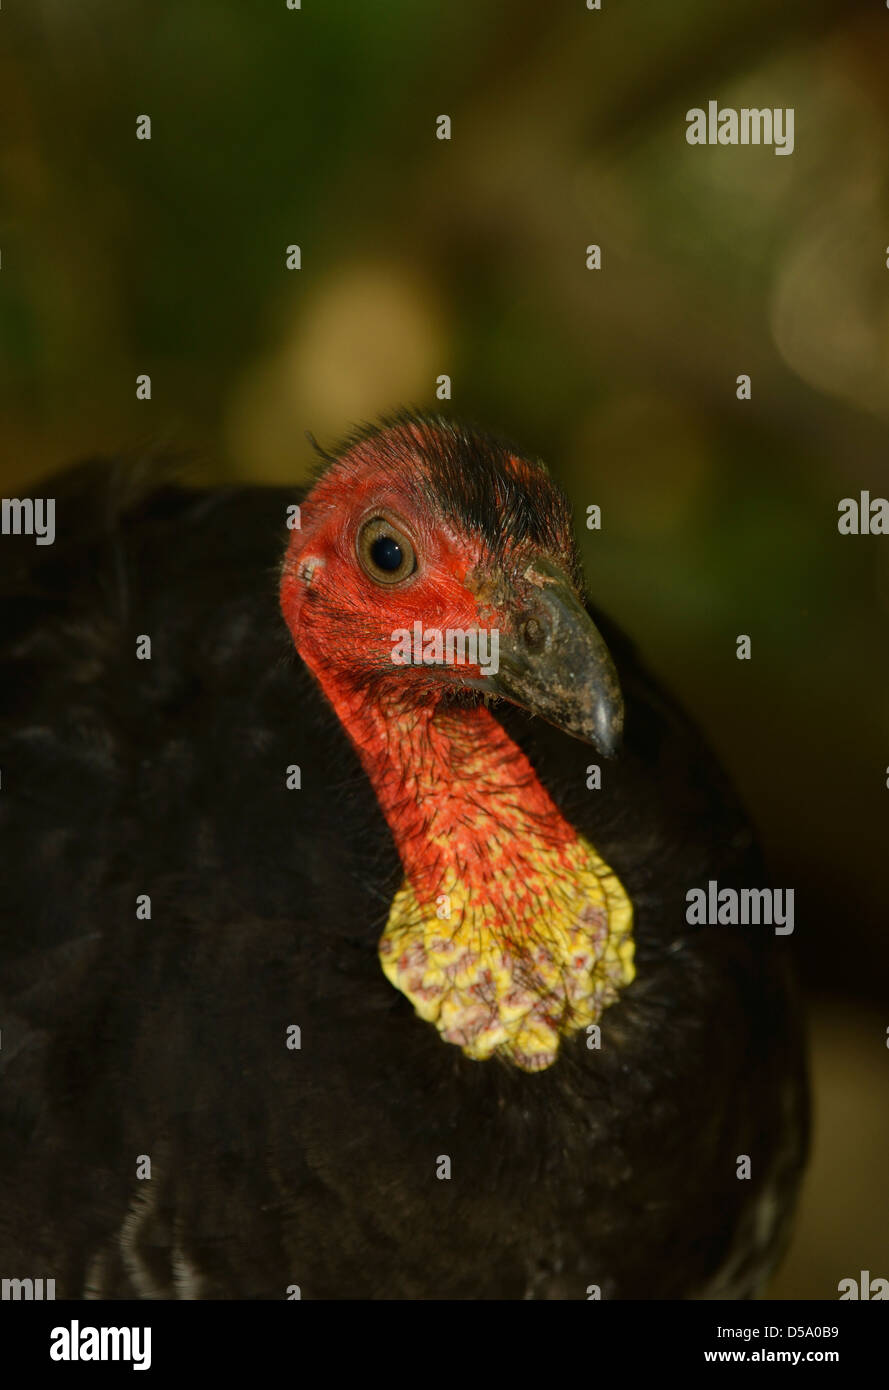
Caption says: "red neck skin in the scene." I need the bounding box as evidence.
[277,447,582,929]
[302,654,579,934]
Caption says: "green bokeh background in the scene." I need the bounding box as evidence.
[2,0,887,1297]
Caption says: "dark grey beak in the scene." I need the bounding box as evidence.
[477,558,624,756]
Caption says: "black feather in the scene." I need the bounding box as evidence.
[0,434,807,1298]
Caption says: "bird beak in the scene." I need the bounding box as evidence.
[474,557,624,756]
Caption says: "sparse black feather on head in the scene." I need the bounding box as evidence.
[317,410,580,583]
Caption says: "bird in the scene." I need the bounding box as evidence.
[0,412,807,1299]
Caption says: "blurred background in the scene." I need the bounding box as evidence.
[1,0,887,1296]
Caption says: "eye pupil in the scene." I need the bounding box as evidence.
[357,514,416,585]
[370,534,403,572]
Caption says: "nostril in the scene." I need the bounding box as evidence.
[521,616,546,652]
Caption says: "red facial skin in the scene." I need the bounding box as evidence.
[279,433,579,923]
[281,449,492,698]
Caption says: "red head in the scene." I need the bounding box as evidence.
[280,414,622,751]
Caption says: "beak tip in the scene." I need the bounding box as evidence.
[590,705,623,758]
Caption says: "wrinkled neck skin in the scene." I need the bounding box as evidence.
[306,659,635,1073]
[330,678,574,902]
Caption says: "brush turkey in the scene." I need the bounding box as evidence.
[0,414,807,1298]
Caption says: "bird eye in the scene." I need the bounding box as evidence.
[356,515,417,585]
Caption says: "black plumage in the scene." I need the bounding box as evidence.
[0,421,807,1298]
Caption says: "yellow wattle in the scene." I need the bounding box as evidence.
[379,831,635,1073]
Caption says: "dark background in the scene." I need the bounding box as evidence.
[2,1,887,1296]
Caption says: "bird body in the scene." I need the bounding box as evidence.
[0,417,807,1298]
